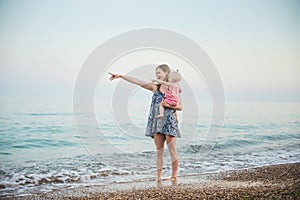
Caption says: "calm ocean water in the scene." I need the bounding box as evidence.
[0,97,299,197]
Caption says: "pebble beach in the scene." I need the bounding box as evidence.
[14,162,299,200]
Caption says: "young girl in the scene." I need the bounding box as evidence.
[152,70,182,121]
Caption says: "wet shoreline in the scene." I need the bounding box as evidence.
[8,162,299,199]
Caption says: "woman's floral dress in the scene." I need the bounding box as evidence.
[145,90,181,138]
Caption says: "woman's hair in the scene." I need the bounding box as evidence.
[156,64,171,81]
[155,64,171,91]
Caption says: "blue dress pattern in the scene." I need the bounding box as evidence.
[145,90,181,138]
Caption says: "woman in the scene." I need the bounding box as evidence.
[109,64,182,182]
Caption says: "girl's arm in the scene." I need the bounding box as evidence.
[109,72,156,92]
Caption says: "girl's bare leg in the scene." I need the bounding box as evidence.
[154,133,165,181]
[166,135,178,180]
[174,111,178,122]
[156,102,164,118]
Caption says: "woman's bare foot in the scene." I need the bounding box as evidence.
[157,180,162,188]
[171,178,177,186]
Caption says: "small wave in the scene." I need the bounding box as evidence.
[254,133,299,141]
[224,124,261,132]
[184,144,216,154]
[0,152,13,155]
[0,167,134,194]
[11,139,78,149]
[26,113,74,116]
[184,138,260,154]
[215,138,259,150]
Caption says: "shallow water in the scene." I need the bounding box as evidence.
[0,97,299,197]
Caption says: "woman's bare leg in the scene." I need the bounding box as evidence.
[166,135,178,180]
[154,133,165,181]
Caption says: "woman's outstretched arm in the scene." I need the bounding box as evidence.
[109,72,156,92]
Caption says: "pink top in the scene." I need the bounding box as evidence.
[164,85,180,106]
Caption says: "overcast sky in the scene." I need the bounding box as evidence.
[0,0,299,102]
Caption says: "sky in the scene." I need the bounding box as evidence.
[0,0,300,102]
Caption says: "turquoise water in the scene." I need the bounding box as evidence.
[0,97,299,197]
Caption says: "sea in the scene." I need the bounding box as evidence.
[0,97,299,198]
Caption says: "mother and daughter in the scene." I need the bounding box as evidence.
[109,64,182,182]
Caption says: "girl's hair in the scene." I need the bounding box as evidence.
[169,71,182,82]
